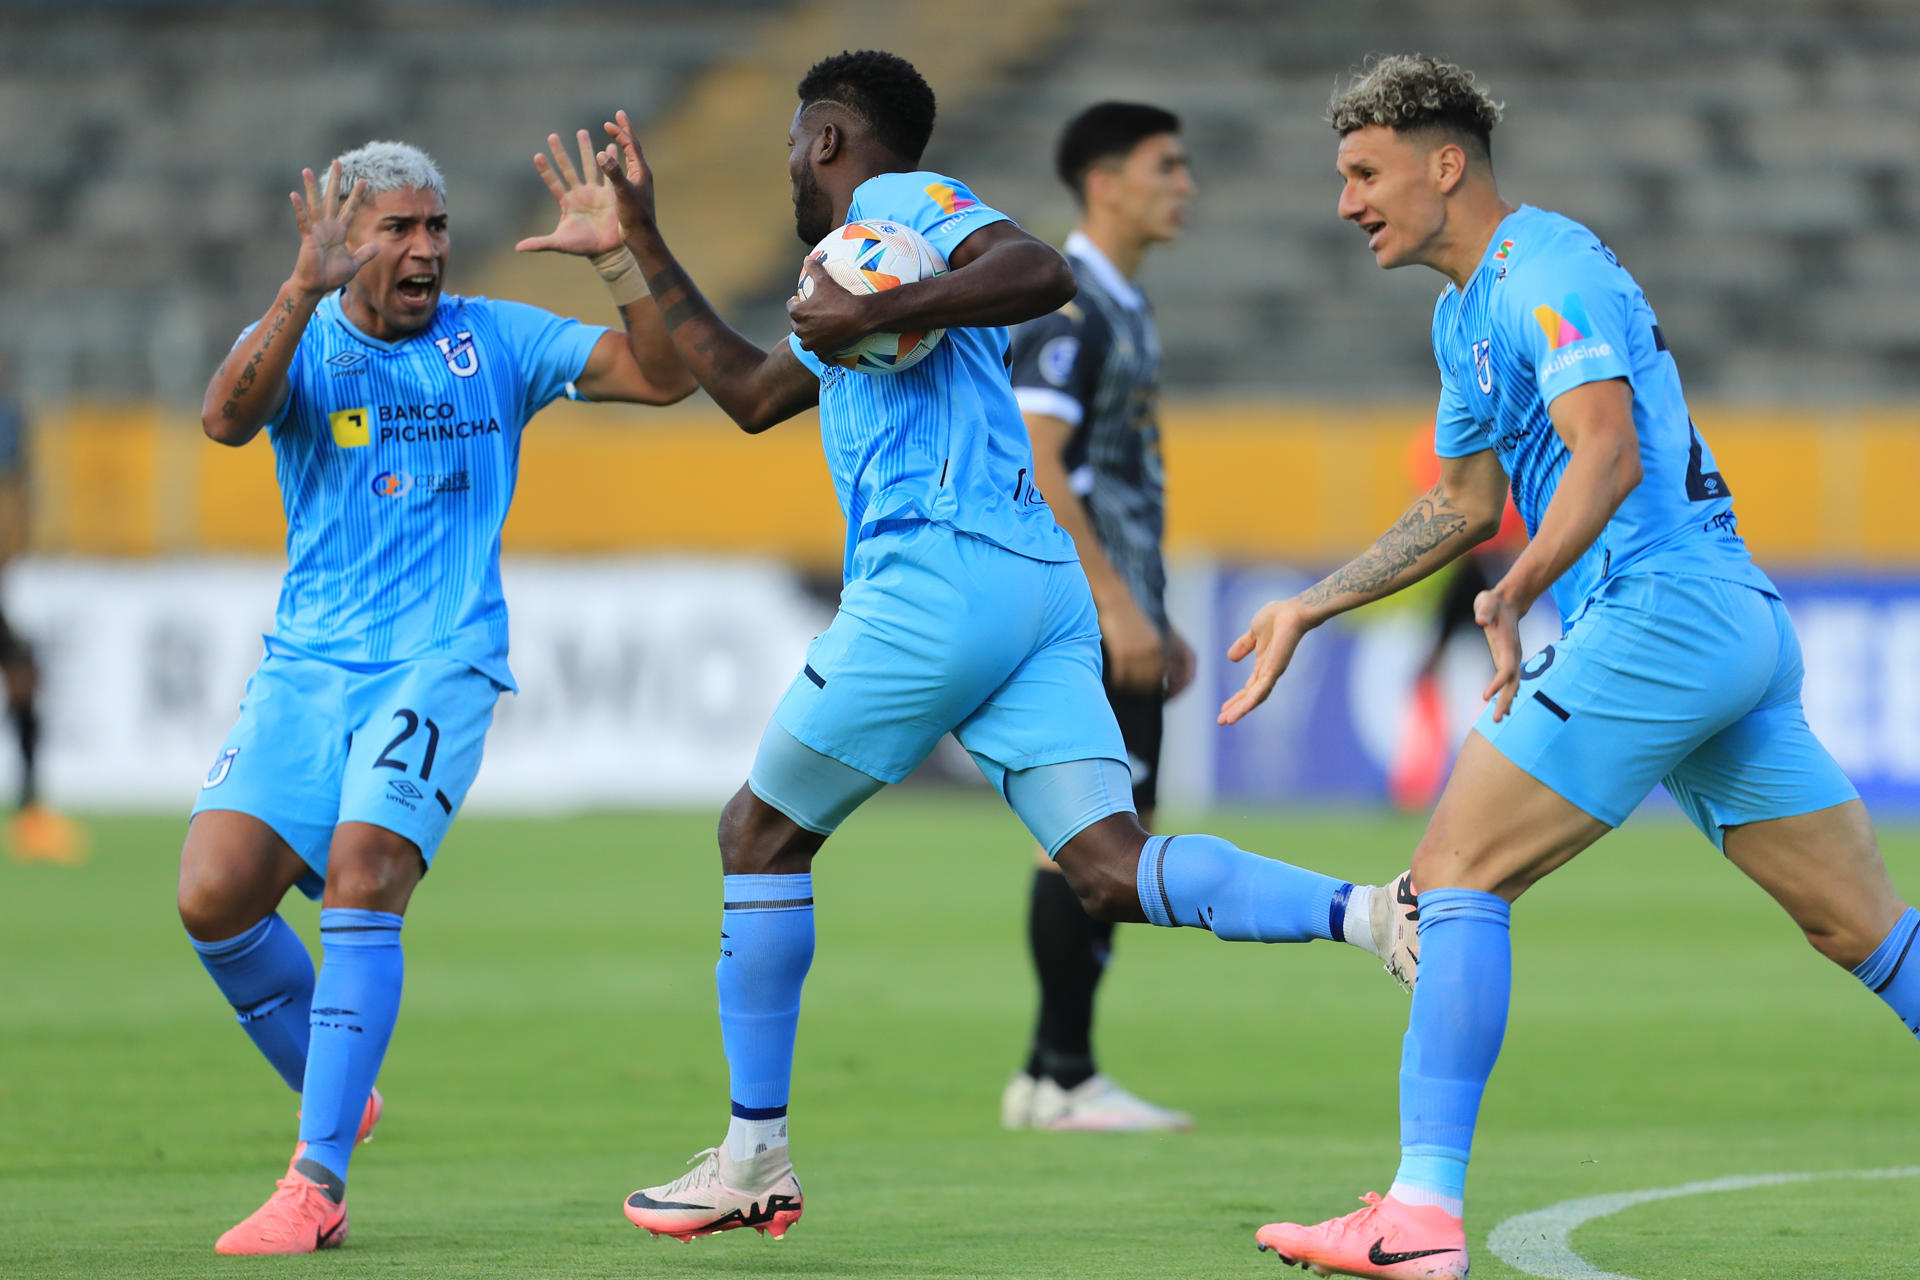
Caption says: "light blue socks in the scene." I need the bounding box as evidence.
[190,912,315,1093]
[1136,833,1346,942]
[1853,906,1920,1040]
[717,874,815,1155]
[1391,888,1511,1217]
[297,908,404,1183]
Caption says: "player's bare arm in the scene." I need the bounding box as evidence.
[201,161,375,446]
[1218,445,1507,725]
[1476,376,1641,721]
[789,222,1076,358]
[1026,411,1173,695]
[594,112,819,433]
[516,128,696,406]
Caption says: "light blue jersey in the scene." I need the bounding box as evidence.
[1431,205,1774,621]
[787,171,1078,578]
[256,292,606,689]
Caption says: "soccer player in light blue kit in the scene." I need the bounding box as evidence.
[180,137,694,1254]
[591,51,1400,1242]
[1225,57,1920,1279]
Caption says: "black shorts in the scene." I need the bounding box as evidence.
[1101,673,1165,814]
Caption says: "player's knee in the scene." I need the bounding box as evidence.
[176,868,259,942]
[1800,919,1878,971]
[1055,821,1149,922]
[716,786,818,877]
[323,829,423,912]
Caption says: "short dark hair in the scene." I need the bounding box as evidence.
[796,50,937,165]
[1054,101,1182,200]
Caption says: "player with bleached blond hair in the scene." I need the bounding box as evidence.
[1226,54,1918,1279]
[180,135,693,1255]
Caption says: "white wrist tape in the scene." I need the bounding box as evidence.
[592,246,647,307]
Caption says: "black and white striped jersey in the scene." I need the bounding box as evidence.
[1008,232,1167,628]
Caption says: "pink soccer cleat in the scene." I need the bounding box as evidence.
[1256,1191,1467,1279]
[623,1144,803,1241]
[214,1156,349,1255]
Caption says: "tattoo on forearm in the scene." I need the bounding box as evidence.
[643,263,688,298]
[219,295,295,422]
[1301,489,1470,607]
[660,297,698,330]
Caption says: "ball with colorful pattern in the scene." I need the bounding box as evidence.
[797,219,948,374]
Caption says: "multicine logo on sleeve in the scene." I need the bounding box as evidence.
[924,182,976,215]
[1533,294,1614,377]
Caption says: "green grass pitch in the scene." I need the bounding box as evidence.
[3,797,1915,1278]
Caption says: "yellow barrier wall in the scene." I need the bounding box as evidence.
[31,399,1920,567]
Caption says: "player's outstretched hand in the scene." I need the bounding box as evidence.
[1218,598,1311,725]
[1474,588,1524,721]
[788,258,875,357]
[594,110,657,236]
[517,129,622,257]
[288,160,377,298]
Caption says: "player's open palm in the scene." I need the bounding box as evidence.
[594,109,658,235]
[288,160,376,297]
[517,129,621,257]
[1218,597,1311,725]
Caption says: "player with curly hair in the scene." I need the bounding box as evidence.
[1230,54,1918,1279]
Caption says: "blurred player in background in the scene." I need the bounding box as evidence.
[1223,55,1919,1279]
[1000,102,1196,1132]
[179,138,692,1255]
[593,50,1397,1244]
[0,353,82,865]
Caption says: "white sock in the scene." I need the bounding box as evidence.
[1389,1179,1465,1219]
[725,1113,789,1160]
[1342,884,1381,954]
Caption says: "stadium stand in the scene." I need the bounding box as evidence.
[7,0,1919,400]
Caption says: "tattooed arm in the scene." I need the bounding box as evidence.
[202,161,377,446]
[1217,447,1509,725]
[592,111,818,434]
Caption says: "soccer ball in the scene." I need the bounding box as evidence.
[797,219,947,374]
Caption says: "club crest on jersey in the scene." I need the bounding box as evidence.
[202,747,239,789]
[434,331,479,378]
[1472,339,1494,394]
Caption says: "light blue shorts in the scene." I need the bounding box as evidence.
[757,520,1130,841]
[1479,573,1857,847]
[190,650,503,896]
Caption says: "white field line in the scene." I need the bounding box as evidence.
[1485,1165,1920,1280]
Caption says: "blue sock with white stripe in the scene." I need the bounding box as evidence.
[189,912,314,1092]
[718,873,815,1158]
[1852,906,1920,1040]
[1391,888,1511,1218]
[298,908,404,1184]
[1135,834,1345,942]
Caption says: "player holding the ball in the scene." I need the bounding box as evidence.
[597,49,1405,1243]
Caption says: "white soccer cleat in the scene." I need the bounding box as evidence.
[1001,1072,1039,1129]
[1371,871,1421,992]
[623,1144,803,1241]
[1022,1073,1194,1132]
